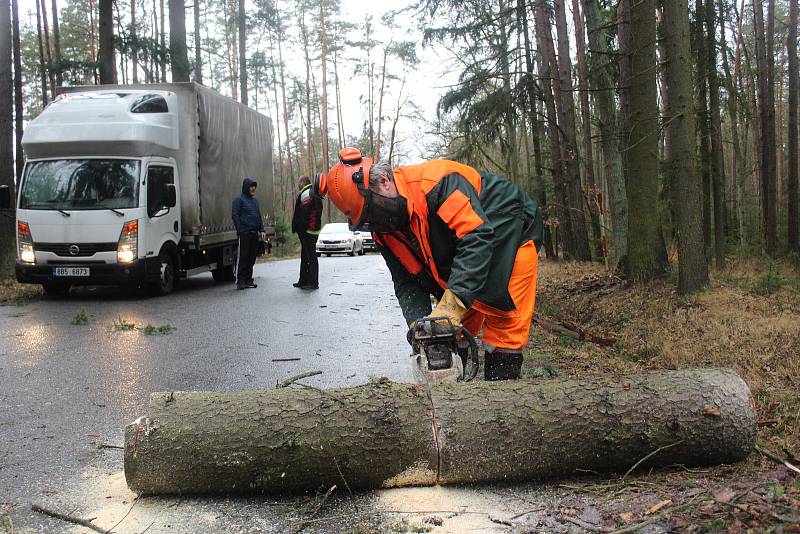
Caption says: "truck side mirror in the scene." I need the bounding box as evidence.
[0,185,10,209]
[163,184,177,208]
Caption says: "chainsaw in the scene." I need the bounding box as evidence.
[409,317,480,384]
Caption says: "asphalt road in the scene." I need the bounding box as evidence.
[0,253,414,533]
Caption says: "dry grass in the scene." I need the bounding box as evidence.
[528,257,800,453]
[0,278,42,305]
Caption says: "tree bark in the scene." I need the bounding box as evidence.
[704,0,726,268]
[1,0,14,278]
[98,0,117,84]
[571,0,602,261]
[788,0,799,253]
[131,0,138,83]
[754,0,778,256]
[663,0,710,294]
[237,0,246,104]
[169,0,190,82]
[624,0,668,280]
[125,369,757,495]
[193,0,202,83]
[583,0,627,269]
[533,0,571,260]
[319,0,329,171]
[50,0,62,88]
[11,0,23,183]
[553,0,591,261]
[39,0,54,99]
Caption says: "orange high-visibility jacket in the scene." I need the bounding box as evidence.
[373,160,543,325]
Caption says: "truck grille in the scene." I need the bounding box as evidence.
[35,242,117,257]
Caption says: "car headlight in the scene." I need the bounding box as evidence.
[117,220,138,263]
[17,221,35,264]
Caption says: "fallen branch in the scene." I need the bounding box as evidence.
[755,445,800,475]
[272,358,301,362]
[532,314,616,347]
[31,504,110,534]
[276,371,323,389]
[294,485,337,533]
[97,442,124,450]
[622,440,684,481]
[488,515,513,526]
[561,515,601,531]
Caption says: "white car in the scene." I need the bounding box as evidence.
[316,223,365,257]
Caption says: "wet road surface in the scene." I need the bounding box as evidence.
[0,254,413,532]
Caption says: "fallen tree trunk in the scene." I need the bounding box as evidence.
[125,369,757,495]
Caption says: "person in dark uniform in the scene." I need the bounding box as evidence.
[291,176,323,289]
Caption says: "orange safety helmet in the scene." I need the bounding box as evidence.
[315,147,372,230]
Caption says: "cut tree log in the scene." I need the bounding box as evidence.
[125,368,757,495]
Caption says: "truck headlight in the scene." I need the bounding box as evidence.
[117,220,138,264]
[17,221,35,264]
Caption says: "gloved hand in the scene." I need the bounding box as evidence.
[429,289,468,327]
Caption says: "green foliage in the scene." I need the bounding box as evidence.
[751,257,787,296]
[109,316,135,331]
[139,324,176,336]
[70,309,90,325]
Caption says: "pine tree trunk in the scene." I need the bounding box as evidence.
[319,0,329,171]
[277,37,293,182]
[131,0,138,83]
[516,0,554,259]
[571,0,602,261]
[159,0,166,81]
[124,369,757,495]
[694,0,712,260]
[583,0,627,269]
[11,0,23,183]
[237,0,246,105]
[663,0,710,294]
[169,0,190,82]
[98,0,116,84]
[553,0,591,261]
[787,0,799,253]
[718,0,745,249]
[754,1,778,255]
[50,0,62,88]
[705,0,726,268]
[0,0,14,278]
[374,46,387,162]
[624,0,668,280]
[193,0,202,83]
[39,0,54,98]
[534,0,571,260]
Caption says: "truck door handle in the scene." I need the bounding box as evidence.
[174,221,178,232]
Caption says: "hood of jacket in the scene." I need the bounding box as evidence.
[242,177,258,195]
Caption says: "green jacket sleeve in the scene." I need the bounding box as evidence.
[426,173,494,308]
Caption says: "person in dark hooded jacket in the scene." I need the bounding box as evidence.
[232,178,265,289]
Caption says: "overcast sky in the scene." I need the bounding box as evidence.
[16,0,459,164]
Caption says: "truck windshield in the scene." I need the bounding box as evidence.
[19,159,141,211]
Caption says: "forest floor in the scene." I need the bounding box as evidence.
[512,256,800,533]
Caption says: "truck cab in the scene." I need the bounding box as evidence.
[14,155,179,295]
[2,84,274,295]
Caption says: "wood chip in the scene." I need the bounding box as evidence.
[702,407,721,417]
[87,432,101,437]
[645,500,672,515]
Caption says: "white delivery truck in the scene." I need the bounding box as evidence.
[0,82,274,295]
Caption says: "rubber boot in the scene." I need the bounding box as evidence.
[484,351,523,381]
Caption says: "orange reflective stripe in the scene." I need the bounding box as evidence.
[378,233,424,275]
[437,190,485,238]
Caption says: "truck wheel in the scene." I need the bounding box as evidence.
[42,283,70,296]
[150,250,176,295]
[212,264,235,282]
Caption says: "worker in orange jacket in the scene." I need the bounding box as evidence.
[315,148,543,380]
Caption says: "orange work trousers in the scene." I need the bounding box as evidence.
[461,240,539,351]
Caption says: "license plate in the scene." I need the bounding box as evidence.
[52,267,90,277]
